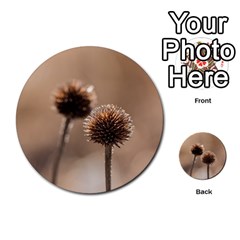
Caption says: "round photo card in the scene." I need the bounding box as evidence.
[16,46,164,194]
[179,132,226,180]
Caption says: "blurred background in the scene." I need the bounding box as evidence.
[16,46,163,193]
[179,132,226,180]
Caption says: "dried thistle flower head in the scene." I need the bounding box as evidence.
[202,151,216,165]
[83,104,133,147]
[191,144,204,156]
[53,80,96,119]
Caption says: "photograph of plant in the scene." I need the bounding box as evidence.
[84,104,134,191]
[52,80,97,185]
[16,47,163,193]
[179,132,226,180]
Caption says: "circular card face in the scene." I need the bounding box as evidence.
[16,46,164,194]
[179,132,226,180]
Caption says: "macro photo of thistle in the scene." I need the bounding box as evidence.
[179,132,226,180]
[189,143,204,177]
[83,104,134,192]
[52,80,96,185]
[16,46,163,193]
[201,151,216,179]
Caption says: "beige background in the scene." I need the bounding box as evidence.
[16,47,163,193]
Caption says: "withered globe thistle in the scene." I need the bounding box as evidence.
[189,143,204,177]
[51,80,96,185]
[83,104,134,148]
[83,104,133,192]
[202,151,216,165]
[53,80,96,119]
[191,144,204,156]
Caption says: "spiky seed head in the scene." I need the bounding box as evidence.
[83,104,133,147]
[202,151,216,165]
[53,80,96,119]
[191,144,204,156]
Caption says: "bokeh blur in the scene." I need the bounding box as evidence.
[179,132,226,180]
[16,47,163,193]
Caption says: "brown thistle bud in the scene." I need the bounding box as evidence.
[191,144,204,156]
[53,80,96,119]
[83,104,133,147]
[202,151,216,165]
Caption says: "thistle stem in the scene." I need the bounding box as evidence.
[207,164,210,179]
[52,117,71,185]
[189,155,197,177]
[105,144,113,192]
